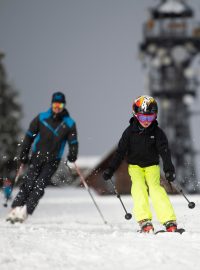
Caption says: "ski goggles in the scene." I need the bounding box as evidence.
[136,113,156,123]
[52,102,65,109]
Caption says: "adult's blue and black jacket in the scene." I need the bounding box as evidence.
[19,108,78,162]
[108,117,175,174]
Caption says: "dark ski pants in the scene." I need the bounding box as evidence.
[12,157,60,215]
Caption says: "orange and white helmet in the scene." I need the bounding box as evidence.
[132,95,158,115]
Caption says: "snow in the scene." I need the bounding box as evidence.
[75,156,101,169]
[0,187,200,270]
[159,1,186,14]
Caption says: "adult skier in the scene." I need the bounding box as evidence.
[103,95,178,233]
[7,92,78,223]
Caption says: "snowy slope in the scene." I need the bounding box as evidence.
[0,187,200,270]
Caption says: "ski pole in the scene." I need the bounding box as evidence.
[72,162,108,225]
[3,164,24,208]
[109,178,132,220]
[14,164,24,184]
[171,182,195,209]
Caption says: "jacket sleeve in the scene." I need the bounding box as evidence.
[67,123,78,158]
[156,127,175,173]
[19,116,39,160]
[108,128,129,173]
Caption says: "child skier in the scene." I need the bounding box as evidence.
[103,95,177,233]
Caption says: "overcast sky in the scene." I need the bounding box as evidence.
[0,0,200,159]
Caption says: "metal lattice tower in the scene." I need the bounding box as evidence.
[139,0,200,193]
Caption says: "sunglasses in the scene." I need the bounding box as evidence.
[136,113,156,123]
[52,102,65,109]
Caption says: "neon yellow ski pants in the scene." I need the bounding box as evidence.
[128,165,176,224]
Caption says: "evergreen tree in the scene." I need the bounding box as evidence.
[0,51,22,181]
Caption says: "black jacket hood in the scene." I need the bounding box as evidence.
[129,116,158,133]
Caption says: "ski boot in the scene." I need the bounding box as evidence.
[164,220,177,232]
[6,205,28,224]
[6,207,22,223]
[139,219,154,233]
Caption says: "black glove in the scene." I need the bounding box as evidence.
[102,168,113,181]
[165,171,176,182]
[67,154,77,163]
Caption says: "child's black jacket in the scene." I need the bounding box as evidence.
[109,117,175,174]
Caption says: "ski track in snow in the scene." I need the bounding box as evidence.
[0,187,200,270]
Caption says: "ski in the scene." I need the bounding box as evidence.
[137,229,154,234]
[137,228,185,234]
[6,217,24,224]
[155,228,185,234]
